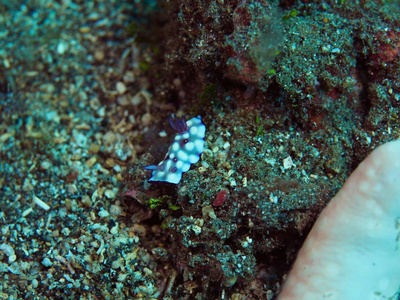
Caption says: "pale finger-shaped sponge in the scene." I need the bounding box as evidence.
[278,139,400,300]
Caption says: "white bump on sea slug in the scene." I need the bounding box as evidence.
[172,142,179,152]
[196,125,206,137]
[165,159,173,170]
[177,150,189,161]
[188,154,200,164]
[190,126,198,135]
[186,119,194,127]
[185,142,194,151]
[181,132,190,139]
[194,139,204,152]
[166,173,181,184]
[176,160,183,169]
[181,162,191,172]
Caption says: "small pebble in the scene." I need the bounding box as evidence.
[98,209,110,218]
[42,257,53,267]
[105,189,116,199]
[116,82,127,94]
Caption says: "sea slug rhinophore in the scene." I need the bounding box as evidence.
[144,115,206,184]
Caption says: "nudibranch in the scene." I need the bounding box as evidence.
[144,114,206,184]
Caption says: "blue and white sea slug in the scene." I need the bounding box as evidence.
[144,114,206,184]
